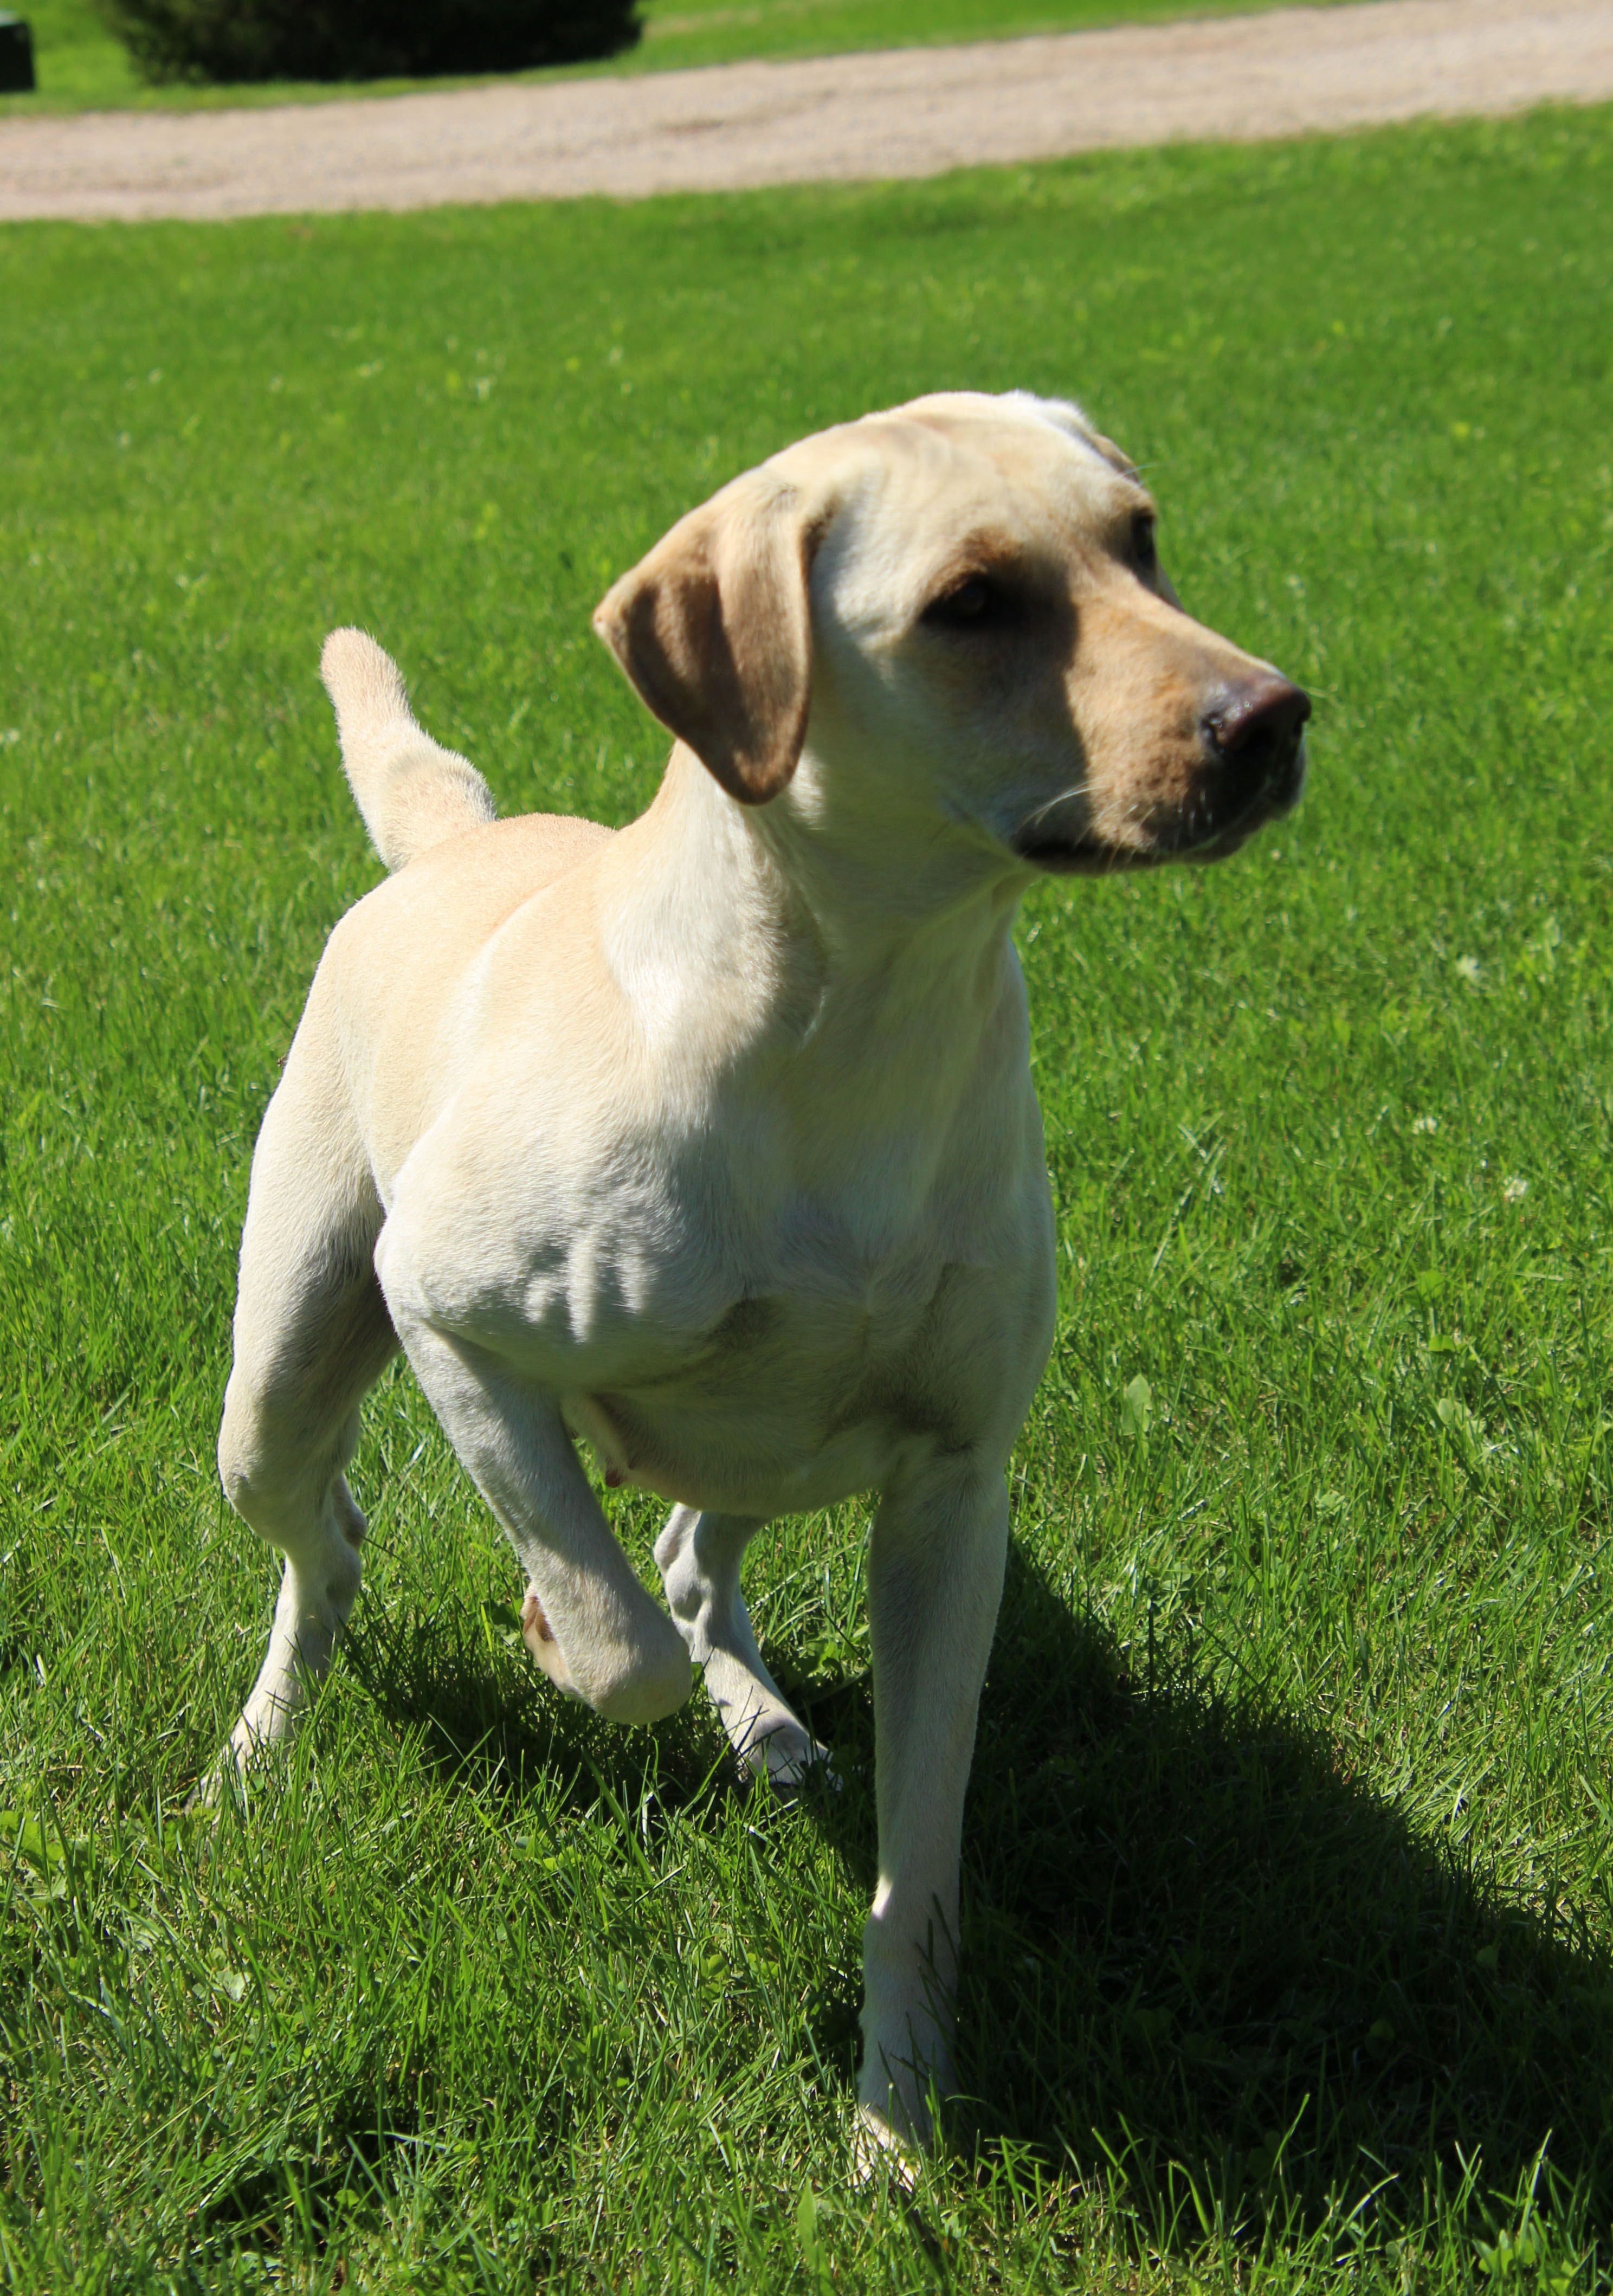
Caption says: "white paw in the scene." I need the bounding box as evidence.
[521,1584,692,1723]
[850,2104,921,2191]
[190,1765,228,1813]
[738,1715,840,1793]
[521,1590,582,1697]
[192,1705,274,1809]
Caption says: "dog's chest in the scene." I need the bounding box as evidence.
[557,1195,1049,1518]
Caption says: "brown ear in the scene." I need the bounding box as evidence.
[1083,426,1141,483]
[592,473,817,807]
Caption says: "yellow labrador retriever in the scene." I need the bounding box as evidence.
[212,390,1308,2166]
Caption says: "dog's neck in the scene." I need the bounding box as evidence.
[599,743,1029,1137]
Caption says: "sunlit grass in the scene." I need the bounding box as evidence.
[3,106,1612,2289]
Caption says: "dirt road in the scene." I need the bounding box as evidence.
[2,0,1610,222]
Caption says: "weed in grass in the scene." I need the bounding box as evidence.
[3,106,1613,2290]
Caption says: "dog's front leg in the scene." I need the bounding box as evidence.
[857,1455,1009,2170]
[655,1507,834,1788]
[383,1300,691,1726]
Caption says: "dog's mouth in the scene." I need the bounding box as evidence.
[1015,830,1162,876]
[1018,746,1307,875]
[1014,688,1310,877]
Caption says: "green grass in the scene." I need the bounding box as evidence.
[2,0,1373,115]
[3,105,1613,2292]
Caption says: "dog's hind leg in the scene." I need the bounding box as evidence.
[211,985,397,1786]
[655,1507,833,1789]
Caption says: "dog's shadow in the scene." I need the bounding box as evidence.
[346,1543,1613,2235]
[948,1544,1613,2230]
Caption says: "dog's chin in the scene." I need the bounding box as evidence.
[1013,835,1167,878]
[1014,743,1307,878]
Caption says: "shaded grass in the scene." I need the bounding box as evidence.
[3,0,1377,116]
[3,105,1613,2288]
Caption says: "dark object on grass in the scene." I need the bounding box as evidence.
[94,0,640,84]
[0,14,35,92]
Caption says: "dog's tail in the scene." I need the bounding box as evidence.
[319,628,496,873]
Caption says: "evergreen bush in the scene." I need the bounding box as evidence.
[96,0,640,83]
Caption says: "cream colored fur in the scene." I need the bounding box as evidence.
[210,390,1308,2171]
[321,628,496,870]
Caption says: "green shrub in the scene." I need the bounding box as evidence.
[95,0,640,83]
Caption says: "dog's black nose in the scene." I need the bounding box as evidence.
[1203,679,1311,782]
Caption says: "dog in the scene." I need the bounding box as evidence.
[211,389,1308,2168]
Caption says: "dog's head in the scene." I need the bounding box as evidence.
[593,390,1308,877]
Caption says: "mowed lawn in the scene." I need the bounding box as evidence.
[4,0,1377,113]
[3,109,1612,2292]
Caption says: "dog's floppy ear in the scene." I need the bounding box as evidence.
[593,473,819,807]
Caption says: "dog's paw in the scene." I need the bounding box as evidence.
[190,1723,260,1813]
[850,2104,921,2192]
[739,1715,841,1795]
[521,1590,582,1698]
[521,1586,692,1722]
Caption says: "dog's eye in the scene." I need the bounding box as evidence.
[923,575,1001,629]
[1130,512,1158,575]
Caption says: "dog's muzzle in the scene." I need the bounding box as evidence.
[1011,672,1311,874]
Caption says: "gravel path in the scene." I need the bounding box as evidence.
[2,0,1610,222]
